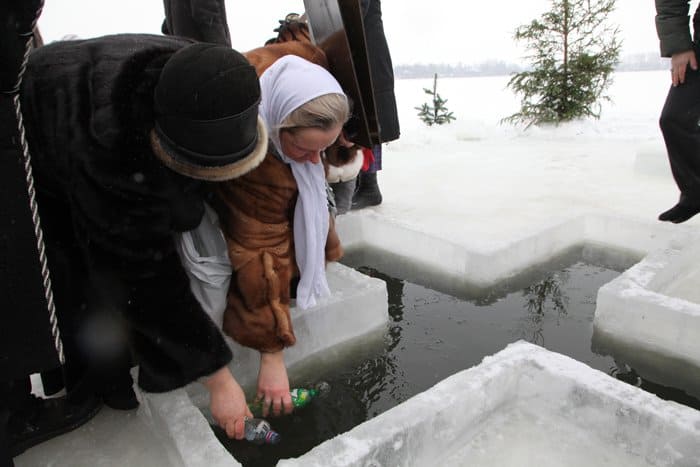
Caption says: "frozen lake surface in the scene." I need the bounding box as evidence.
[16,69,700,466]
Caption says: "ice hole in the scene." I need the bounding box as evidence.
[210,243,699,466]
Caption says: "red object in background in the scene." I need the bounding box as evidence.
[361,147,374,171]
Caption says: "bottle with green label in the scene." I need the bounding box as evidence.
[248,381,330,417]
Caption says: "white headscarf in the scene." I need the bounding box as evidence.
[259,55,345,310]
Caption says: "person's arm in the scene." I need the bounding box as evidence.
[213,163,300,416]
[655,0,698,85]
[161,0,231,46]
[203,366,252,439]
[655,0,694,57]
[222,249,296,417]
[119,251,234,392]
[72,173,232,393]
[256,351,293,417]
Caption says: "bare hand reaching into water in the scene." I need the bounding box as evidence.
[203,366,252,439]
[256,350,293,417]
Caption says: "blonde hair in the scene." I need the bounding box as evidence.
[279,93,350,132]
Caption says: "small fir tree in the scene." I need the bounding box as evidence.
[503,0,621,127]
[416,73,455,126]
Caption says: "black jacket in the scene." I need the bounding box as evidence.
[655,0,700,56]
[1,0,63,382]
[18,34,232,392]
[0,97,63,382]
[362,0,400,143]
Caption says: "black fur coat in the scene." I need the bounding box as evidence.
[18,34,232,392]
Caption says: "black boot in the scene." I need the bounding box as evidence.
[658,201,700,223]
[8,392,103,457]
[658,195,700,223]
[351,171,382,210]
[5,376,103,458]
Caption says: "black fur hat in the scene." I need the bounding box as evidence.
[151,43,267,181]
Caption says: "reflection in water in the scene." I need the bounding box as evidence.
[217,258,700,466]
[520,272,569,345]
[355,266,411,414]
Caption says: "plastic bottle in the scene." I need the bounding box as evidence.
[248,381,330,417]
[244,418,281,445]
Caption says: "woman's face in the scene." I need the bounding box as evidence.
[279,124,344,164]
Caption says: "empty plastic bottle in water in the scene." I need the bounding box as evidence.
[244,418,281,445]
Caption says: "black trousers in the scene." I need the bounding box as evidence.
[659,51,700,207]
[34,188,135,400]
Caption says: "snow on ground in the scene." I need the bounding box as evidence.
[376,70,695,251]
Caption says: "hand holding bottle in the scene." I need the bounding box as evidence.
[248,382,330,417]
[203,366,253,439]
[256,350,293,417]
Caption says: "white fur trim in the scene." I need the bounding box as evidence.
[326,149,363,183]
[150,117,268,182]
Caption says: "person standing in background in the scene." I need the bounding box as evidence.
[351,0,400,210]
[656,0,700,223]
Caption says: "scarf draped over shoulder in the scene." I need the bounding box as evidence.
[259,55,345,310]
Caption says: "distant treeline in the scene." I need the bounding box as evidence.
[394,52,668,79]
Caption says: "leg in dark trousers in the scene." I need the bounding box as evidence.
[658,52,700,223]
[352,145,383,209]
[36,189,138,411]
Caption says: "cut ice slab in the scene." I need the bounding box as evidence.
[279,341,700,467]
[593,231,700,399]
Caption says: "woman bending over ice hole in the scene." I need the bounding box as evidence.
[210,54,352,436]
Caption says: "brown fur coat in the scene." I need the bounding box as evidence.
[213,42,343,353]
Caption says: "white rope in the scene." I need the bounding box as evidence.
[10,1,65,364]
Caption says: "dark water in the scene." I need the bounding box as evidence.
[214,245,700,466]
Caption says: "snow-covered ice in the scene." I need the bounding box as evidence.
[279,342,700,467]
[338,69,700,398]
[16,69,700,466]
[593,230,700,399]
[14,406,176,466]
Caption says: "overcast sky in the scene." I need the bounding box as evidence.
[38,0,665,65]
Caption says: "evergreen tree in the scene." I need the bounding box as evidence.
[416,73,455,126]
[503,0,621,127]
